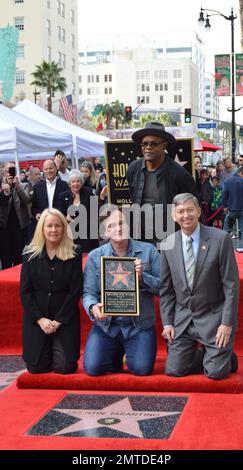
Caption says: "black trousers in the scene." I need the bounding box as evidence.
[26,333,78,374]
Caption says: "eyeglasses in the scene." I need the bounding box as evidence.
[140,141,165,149]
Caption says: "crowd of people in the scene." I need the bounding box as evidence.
[0,121,241,380]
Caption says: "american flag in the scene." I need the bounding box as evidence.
[59,94,75,122]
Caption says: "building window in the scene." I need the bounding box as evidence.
[72,59,75,72]
[146,96,150,104]
[155,84,158,92]
[16,70,25,84]
[61,2,65,17]
[164,83,168,91]
[47,0,50,7]
[71,9,74,24]
[62,28,65,42]
[57,0,61,14]
[109,87,112,94]
[109,74,112,82]
[14,0,24,3]
[58,51,62,66]
[141,84,145,92]
[57,25,61,40]
[174,95,182,103]
[155,70,168,80]
[47,19,51,35]
[72,82,76,95]
[79,88,82,95]
[173,69,182,79]
[87,88,91,95]
[173,82,182,91]
[160,96,163,103]
[16,44,24,58]
[79,75,82,83]
[136,71,140,80]
[62,53,66,68]
[160,83,163,91]
[14,17,24,30]
[96,75,99,83]
[72,34,75,48]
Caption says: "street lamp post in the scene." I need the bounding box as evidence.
[198,7,237,163]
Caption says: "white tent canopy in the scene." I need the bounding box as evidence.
[14,99,107,158]
[0,120,17,153]
[0,104,73,168]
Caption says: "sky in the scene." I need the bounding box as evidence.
[78,0,243,122]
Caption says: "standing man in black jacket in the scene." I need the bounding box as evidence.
[126,122,197,245]
[30,160,68,237]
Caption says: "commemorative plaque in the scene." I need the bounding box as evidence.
[101,256,140,316]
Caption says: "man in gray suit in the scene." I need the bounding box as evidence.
[160,193,239,380]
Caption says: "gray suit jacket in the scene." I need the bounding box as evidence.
[160,224,239,343]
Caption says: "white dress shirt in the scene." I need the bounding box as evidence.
[46,177,57,208]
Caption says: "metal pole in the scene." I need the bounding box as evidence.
[231,8,236,163]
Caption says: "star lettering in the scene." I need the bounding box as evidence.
[52,397,180,438]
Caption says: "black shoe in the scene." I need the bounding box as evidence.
[231,351,238,373]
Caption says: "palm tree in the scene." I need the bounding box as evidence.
[31,61,67,112]
[92,100,124,129]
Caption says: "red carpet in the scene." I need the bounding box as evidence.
[1,253,243,393]
[0,384,243,450]
[17,356,243,393]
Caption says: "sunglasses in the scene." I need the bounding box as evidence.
[140,141,165,149]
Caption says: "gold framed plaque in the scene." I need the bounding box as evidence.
[101,256,140,316]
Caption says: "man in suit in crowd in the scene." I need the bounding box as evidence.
[30,160,68,238]
[31,160,68,221]
[160,193,239,380]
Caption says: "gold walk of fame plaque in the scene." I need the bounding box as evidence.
[101,256,140,316]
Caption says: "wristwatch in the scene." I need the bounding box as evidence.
[89,304,95,316]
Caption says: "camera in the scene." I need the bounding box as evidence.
[8,167,16,177]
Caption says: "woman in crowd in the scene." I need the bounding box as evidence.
[20,208,83,374]
[58,169,99,253]
[80,160,97,192]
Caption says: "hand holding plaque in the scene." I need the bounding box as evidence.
[101,256,140,316]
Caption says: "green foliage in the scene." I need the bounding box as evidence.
[31,61,66,112]
[92,100,124,129]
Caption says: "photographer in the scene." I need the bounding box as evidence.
[0,163,31,269]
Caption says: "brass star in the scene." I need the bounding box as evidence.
[109,262,132,287]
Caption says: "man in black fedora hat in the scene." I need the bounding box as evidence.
[126,121,197,245]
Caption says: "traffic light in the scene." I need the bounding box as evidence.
[184,108,192,124]
[125,105,132,121]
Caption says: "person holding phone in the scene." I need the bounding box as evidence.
[0,162,31,269]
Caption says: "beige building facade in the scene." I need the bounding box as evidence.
[0,0,79,109]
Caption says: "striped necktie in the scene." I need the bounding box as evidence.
[185,237,195,288]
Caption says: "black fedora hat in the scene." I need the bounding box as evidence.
[132,121,176,147]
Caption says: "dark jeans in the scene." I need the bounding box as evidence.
[26,333,78,374]
[83,324,157,376]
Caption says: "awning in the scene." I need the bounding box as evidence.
[194,139,222,152]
